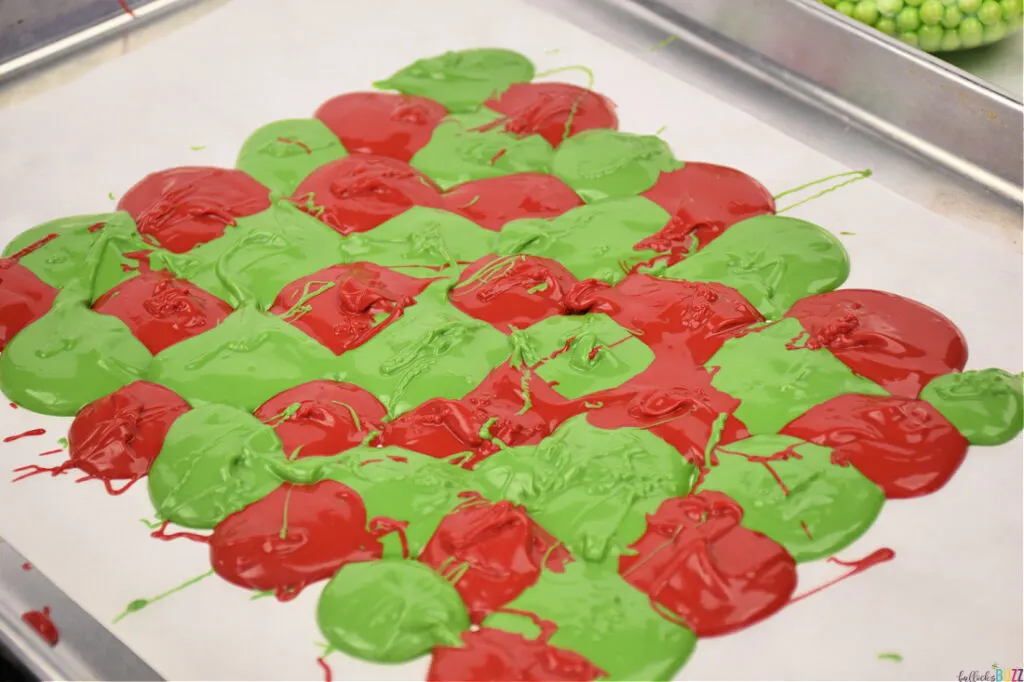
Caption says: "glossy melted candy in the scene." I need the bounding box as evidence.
[1,47,1021,682]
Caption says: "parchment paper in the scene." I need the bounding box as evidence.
[0,0,1020,680]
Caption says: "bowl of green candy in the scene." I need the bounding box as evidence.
[820,0,1023,52]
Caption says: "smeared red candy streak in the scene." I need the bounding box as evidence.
[38,449,63,457]
[317,657,333,682]
[118,0,136,18]
[789,548,896,605]
[278,137,312,155]
[3,428,46,443]
[150,520,211,544]
[8,235,57,261]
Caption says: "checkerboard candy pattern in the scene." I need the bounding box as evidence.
[1,47,1021,681]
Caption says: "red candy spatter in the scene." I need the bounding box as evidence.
[640,162,775,261]
[429,627,605,682]
[315,92,448,162]
[0,260,58,351]
[619,490,797,637]
[448,255,596,333]
[118,167,272,253]
[269,262,434,355]
[92,270,233,354]
[785,289,968,398]
[441,173,584,231]
[484,82,619,148]
[22,607,59,647]
[292,155,443,235]
[781,393,969,498]
[253,380,387,458]
[210,481,391,601]
[420,492,572,623]
[379,363,578,468]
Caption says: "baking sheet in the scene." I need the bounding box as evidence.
[0,0,1020,679]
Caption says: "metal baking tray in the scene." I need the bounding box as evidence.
[0,0,1020,679]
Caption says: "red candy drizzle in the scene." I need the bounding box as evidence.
[315,92,448,162]
[619,491,797,636]
[253,380,387,458]
[785,289,968,398]
[781,393,969,498]
[441,173,584,231]
[118,167,271,253]
[270,263,433,355]
[484,82,619,148]
[0,260,58,351]
[210,481,387,600]
[292,155,443,235]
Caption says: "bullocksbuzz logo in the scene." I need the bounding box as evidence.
[957,664,1023,682]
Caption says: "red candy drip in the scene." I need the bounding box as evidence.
[315,92,448,162]
[292,155,443,235]
[3,428,46,443]
[790,548,895,605]
[640,162,775,260]
[785,289,968,398]
[420,492,572,623]
[210,481,386,600]
[441,173,584,231]
[781,393,969,498]
[428,627,605,682]
[22,607,59,647]
[253,380,388,458]
[269,263,433,355]
[118,167,272,253]
[0,260,58,351]
[484,82,619,148]
[620,491,797,637]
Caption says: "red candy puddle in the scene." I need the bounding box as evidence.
[22,607,59,647]
[315,92,448,162]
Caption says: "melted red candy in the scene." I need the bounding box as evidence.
[420,493,571,623]
[639,162,775,259]
[92,270,233,354]
[448,255,589,333]
[210,481,384,600]
[118,167,271,253]
[429,627,604,682]
[0,260,57,351]
[253,380,388,458]
[22,607,59,647]
[441,173,584,231]
[484,82,618,148]
[269,262,433,355]
[619,490,796,637]
[781,393,969,498]
[314,92,448,162]
[292,155,443,235]
[68,381,191,481]
[785,289,968,398]
[600,275,763,364]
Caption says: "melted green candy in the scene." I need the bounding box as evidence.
[707,317,887,434]
[483,561,696,681]
[339,206,494,272]
[318,559,469,663]
[2,212,148,298]
[664,215,850,319]
[374,48,535,112]
[701,435,885,562]
[153,202,345,308]
[334,280,509,416]
[147,403,286,529]
[236,119,347,195]
[496,196,669,284]
[323,446,472,558]
[147,306,336,412]
[411,109,554,190]
[477,414,694,564]
[0,288,152,415]
[921,369,1024,445]
[522,313,654,399]
[551,129,683,202]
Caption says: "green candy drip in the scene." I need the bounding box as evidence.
[374,48,535,112]
[113,569,215,623]
[920,369,1024,445]
[774,169,872,213]
[236,118,347,195]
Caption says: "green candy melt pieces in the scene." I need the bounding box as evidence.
[317,559,470,663]
[665,214,850,320]
[374,48,535,112]
[236,119,347,195]
[920,369,1024,445]
[701,434,885,562]
[148,403,286,529]
[552,129,683,202]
